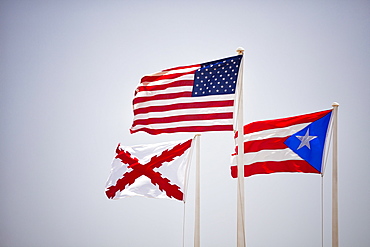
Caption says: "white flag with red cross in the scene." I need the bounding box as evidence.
[105,138,194,201]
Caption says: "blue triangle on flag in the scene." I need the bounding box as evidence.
[284,111,332,173]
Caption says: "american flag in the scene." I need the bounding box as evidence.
[130,55,243,135]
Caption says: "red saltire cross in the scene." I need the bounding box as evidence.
[106,139,192,201]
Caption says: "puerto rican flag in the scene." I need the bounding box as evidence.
[231,109,333,177]
[130,55,242,135]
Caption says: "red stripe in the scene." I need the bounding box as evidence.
[242,110,332,135]
[141,69,197,83]
[130,125,233,135]
[134,100,234,115]
[235,137,289,154]
[133,92,193,105]
[136,80,194,93]
[132,112,233,126]
[161,64,200,72]
[230,160,320,178]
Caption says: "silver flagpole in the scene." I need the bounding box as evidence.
[332,102,339,247]
[194,134,201,247]
[236,47,246,247]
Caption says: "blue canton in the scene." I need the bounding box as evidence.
[192,55,242,97]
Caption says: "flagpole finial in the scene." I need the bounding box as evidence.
[236,47,244,55]
[332,102,340,107]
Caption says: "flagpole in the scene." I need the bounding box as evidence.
[194,134,201,247]
[332,102,339,247]
[236,47,246,247]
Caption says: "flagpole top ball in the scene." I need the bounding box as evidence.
[236,47,244,55]
[332,102,340,107]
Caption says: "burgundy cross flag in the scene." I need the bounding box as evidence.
[130,55,242,135]
[231,109,333,177]
[105,139,194,201]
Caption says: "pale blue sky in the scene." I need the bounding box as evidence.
[1,1,370,246]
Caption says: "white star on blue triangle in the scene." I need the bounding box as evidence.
[296,129,317,150]
[284,111,332,173]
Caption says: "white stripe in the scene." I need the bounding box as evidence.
[131,118,233,131]
[135,86,193,98]
[133,106,234,120]
[231,148,303,166]
[134,93,236,110]
[243,123,310,142]
[140,73,195,87]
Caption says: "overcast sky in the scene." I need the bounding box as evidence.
[1,1,370,246]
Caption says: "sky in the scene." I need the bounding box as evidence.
[1,1,370,246]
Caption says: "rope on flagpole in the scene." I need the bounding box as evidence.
[182,200,186,247]
[321,175,324,247]
[321,106,335,177]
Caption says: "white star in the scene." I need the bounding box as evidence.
[296,129,317,150]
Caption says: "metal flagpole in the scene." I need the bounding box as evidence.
[194,134,201,247]
[332,102,339,247]
[236,47,246,247]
